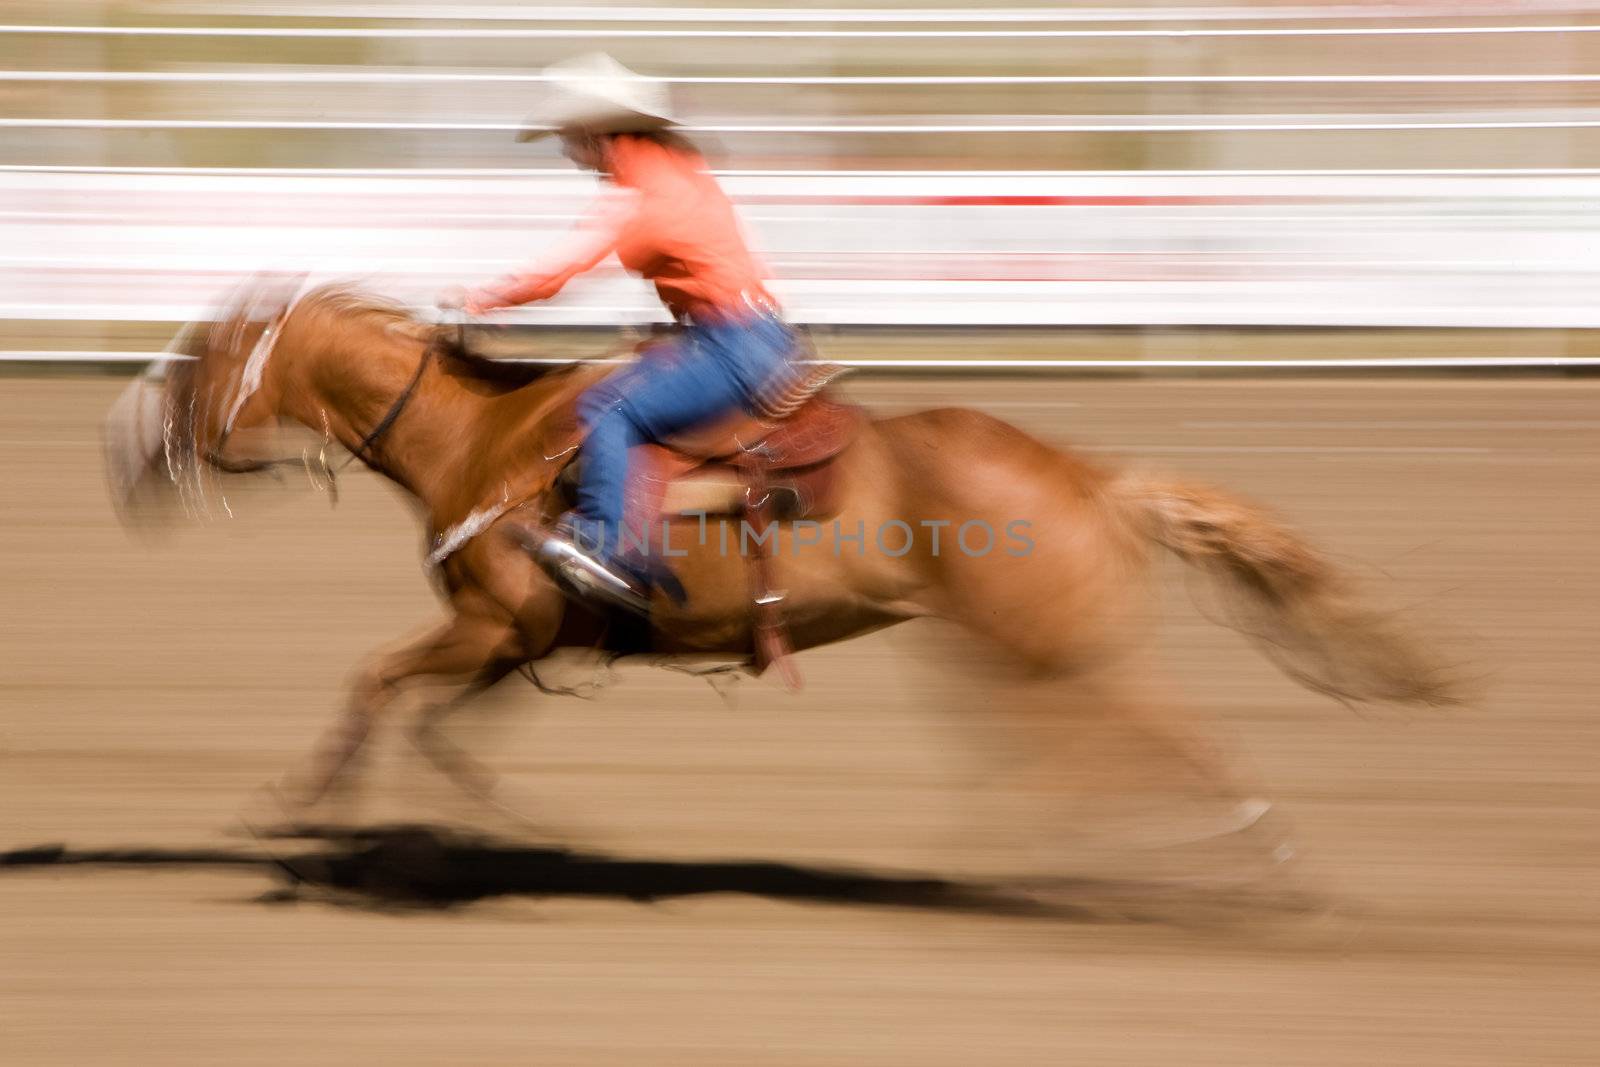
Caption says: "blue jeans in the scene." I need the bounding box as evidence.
[569,313,793,563]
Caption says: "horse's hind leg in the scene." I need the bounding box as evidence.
[975,663,1293,884]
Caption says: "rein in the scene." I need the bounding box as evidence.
[340,336,436,471]
[206,327,438,491]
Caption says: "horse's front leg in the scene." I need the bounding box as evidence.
[288,610,529,810]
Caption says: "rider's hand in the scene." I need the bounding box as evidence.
[437,286,504,317]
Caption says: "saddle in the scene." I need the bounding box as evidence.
[548,363,865,689]
[627,391,862,526]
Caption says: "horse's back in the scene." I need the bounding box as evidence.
[861,404,1152,669]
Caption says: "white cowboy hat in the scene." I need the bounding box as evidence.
[516,53,677,142]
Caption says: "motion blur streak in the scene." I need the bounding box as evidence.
[2,2,1598,1066]
[10,2,1600,335]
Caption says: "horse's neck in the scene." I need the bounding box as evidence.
[284,331,466,507]
[285,334,594,522]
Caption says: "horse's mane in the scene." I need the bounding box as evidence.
[297,283,577,394]
[438,342,577,393]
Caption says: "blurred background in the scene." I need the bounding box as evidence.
[3,4,1599,1066]
[9,0,1600,361]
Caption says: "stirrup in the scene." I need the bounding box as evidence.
[509,525,651,617]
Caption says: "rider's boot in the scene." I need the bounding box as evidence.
[508,517,652,617]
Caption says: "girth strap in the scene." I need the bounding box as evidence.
[738,451,803,691]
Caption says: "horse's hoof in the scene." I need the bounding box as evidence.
[232,782,332,841]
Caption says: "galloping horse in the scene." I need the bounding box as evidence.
[104,278,1453,863]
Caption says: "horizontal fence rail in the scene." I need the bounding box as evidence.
[10,166,1600,177]
[136,3,1600,23]
[8,172,1600,329]
[15,72,1600,85]
[9,22,1600,39]
[15,117,1600,133]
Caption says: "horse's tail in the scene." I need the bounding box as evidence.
[1112,472,1458,708]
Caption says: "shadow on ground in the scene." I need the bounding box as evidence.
[1,823,1088,917]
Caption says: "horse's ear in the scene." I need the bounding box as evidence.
[240,271,310,325]
[213,272,310,343]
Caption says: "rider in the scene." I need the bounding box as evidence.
[446,54,796,614]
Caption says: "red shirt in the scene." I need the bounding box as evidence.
[484,135,775,323]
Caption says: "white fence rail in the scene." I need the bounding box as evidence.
[7,170,1600,330]
[138,4,1600,23]
[9,21,1600,38]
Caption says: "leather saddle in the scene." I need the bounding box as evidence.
[624,391,864,529]
[545,369,865,690]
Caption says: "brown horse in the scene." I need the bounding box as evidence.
[104,278,1452,868]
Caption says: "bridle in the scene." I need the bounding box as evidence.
[339,335,436,472]
[201,305,457,503]
[340,312,469,473]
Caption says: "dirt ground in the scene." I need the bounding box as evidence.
[1,373,1596,1065]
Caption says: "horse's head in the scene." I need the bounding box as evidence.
[101,274,307,529]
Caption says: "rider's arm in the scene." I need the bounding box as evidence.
[467,189,638,312]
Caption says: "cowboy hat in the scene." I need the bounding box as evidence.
[516,53,677,142]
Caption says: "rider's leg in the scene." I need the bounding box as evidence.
[568,359,657,557]
[570,319,791,565]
